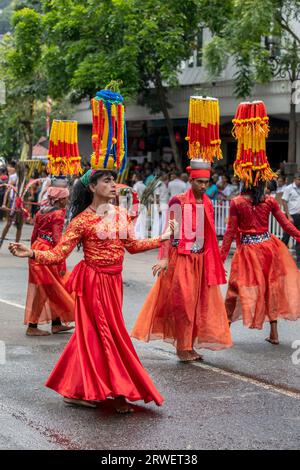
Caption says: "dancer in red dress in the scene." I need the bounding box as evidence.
[9,169,174,413]
[25,186,75,336]
[220,101,300,344]
[132,159,232,361]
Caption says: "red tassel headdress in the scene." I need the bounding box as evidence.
[186,96,222,162]
[232,100,276,187]
[47,120,82,176]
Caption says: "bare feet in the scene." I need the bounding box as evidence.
[177,350,197,362]
[63,397,97,408]
[266,321,279,345]
[265,337,279,345]
[52,325,74,334]
[113,397,134,414]
[26,327,50,337]
[189,349,203,361]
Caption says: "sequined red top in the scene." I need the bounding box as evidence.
[33,208,160,268]
[31,208,66,246]
[220,195,300,262]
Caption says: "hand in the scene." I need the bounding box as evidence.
[9,243,33,258]
[152,259,168,276]
[161,219,179,241]
[287,214,293,223]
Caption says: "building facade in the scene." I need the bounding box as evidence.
[74,28,300,172]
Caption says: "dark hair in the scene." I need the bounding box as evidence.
[7,160,16,168]
[241,180,266,206]
[70,169,117,220]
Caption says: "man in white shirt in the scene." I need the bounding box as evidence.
[0,161,21,248]
[168,171,187,199]
[132,173,146,201]
[152,174,169,236]
[282,173,300,267]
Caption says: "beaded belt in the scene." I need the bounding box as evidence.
[39,234,53,244]
[172,239,204,253]
[241,231,271,245]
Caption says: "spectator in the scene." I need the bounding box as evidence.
[219,175,235,200]
[205,177,219,201]
[168,171,187,198]
[181,173,191,190]
[0,168,8,221]
[282,173,300,268]
[132,172,146,201]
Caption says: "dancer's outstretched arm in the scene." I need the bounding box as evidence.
[220,199,239,262]
[9,215,84,264]
[124,220,176,255]
[271,198,300,242]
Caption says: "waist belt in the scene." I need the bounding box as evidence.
[172,239,204,254]
[241,231,271,245]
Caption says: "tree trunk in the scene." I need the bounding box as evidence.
[155,73,182,171]
[288,82,297,164]
[20,100,34,161]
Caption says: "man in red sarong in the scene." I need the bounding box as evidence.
[131,159,232,362]
[24,186,75,336]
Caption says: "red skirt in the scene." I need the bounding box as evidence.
[45,261,164,406]
[226,235,300,329]
[24,238,75,325]
[131,248,232,351]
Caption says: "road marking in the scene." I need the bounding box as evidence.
[0,298,24,309]
[151,347,300,400]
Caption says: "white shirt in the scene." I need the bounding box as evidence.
[276,184,287,194]
[154,181,169,204]
[133,181,146,201]
[221,184,235,198]
[8,173,18,202]
[282,183,300,215]
[168,179,187,199]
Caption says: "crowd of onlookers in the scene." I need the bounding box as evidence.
[125,159,289,205]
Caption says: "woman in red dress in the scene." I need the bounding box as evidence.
[10,170,173,413]
[220,182,300,344]
[25,186,75,336]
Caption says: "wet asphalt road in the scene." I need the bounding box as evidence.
[0,222,300,450]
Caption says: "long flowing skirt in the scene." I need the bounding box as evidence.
[45,261,164,405]
[226,235,300,329]
[131,249,232,351]
[24,238,75,325]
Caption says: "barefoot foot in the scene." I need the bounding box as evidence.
[177,350,197,362]
[113,397,134,414]
[265,337,279,345]
[63,397,97,408]
[26,327,50,337]
[52,325,74,334]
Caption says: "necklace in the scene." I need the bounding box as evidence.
[88,205,97,213]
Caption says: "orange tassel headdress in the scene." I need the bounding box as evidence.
[186,96,222,162]
[232,100,276,187]
[47,120,82,176]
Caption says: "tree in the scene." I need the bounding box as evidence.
[0,7,44,159]
[42,0,201,170]
[200,0,300,163]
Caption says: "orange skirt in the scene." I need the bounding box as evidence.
[131,248,232,351]
[226,235,300,329]
[24,238,75,325]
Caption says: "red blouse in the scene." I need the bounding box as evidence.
[34,208,161,268]
[220,195,300,262]
[31,208,66,247]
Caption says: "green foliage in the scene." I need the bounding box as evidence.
[200,0,300,98]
